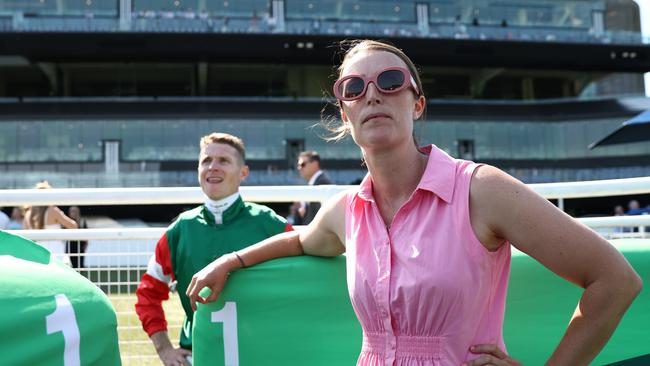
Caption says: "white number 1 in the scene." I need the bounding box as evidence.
[46,294,81,366]
[211,301,239,366]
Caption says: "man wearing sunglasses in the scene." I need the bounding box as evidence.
[296,150,332,225]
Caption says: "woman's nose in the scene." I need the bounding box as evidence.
[365,82,381,104]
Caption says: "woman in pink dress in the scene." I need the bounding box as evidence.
[187,40,641,365]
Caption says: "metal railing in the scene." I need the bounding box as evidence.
[3,175,650,214]
[3,178,650,242]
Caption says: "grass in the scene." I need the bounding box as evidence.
[110,293,185,366]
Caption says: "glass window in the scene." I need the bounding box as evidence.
[79,121,104,161]
[427,1,462,24]
[121,120,144,160]
[0,122,17,161]
[0,0,118,17]
[204,0,269,17]
[287,0,415,22]
[2,116,649,165]
[61,0,118,17]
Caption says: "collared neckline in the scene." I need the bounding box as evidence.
[204,192,240,213]
[308,170,323,185]
[353,144,457,206]
[201,195,245,226]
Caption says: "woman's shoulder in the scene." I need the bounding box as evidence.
[43,206,56,220]
[470,164,514,192]
[322,189,351,211]
[311,190,348,230]
[45,205,64,218]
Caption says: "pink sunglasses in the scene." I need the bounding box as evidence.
[333,67,420,101]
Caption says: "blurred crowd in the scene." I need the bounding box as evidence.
[613,199,649,233]
[0,181,88,268]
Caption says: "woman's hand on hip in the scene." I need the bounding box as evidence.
[463,344,522,366]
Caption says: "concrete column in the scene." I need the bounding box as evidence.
[416,3,429,36]
[119,0,132,31]
[632,1,650,95]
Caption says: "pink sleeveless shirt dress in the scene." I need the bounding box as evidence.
[345,145,511,366]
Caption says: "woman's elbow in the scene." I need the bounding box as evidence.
[629,270,643,298]
[614,265,643,304]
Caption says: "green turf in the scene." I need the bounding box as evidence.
[111,293,184,366]
[505,239,650,365]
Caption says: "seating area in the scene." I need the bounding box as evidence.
[0,0,642,45]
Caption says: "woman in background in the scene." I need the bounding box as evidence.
[24,181,77,265]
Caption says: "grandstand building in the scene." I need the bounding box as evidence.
[1,0,649,191]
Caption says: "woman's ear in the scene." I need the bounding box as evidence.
[413,95,426,120]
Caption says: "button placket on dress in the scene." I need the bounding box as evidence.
[373,201,397,366]
[383,195,417,365]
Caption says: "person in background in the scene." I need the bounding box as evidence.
[626,200,644,215]
[613,204,626,233]
[23,181,78,265]
[66,206,88,269]
[614,204,625,216]
[625,200,648,233]
[296,150,333,225]
[135,132,292,366]
[286,201,303,226]
[187,40,641,366]
[7,207,24,230]
[0,207,9,229]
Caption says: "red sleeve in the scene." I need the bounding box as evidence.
[134,233,174,337]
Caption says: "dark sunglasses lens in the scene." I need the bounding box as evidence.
[377,70,405,91]
[341,77,365,99]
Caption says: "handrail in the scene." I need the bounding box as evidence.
[3,177,649,242]
[6,216,650,241]
[1,176,650,206]
[0,185,355,206]
[578,215,650,228]
[8,228,165,241]
[529,176,650,199]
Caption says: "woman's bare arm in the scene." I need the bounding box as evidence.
[470,165,642,365]
[23,210,33,229]
[50,206,78,229]
[186,191,347,310]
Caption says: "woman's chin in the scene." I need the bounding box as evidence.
[354,128,394,144]
[356,130,409,150]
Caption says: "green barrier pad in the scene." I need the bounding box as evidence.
[505,239,650,365]
[193,240,650,365]
[193,256,361,365]
[0,231,121,366]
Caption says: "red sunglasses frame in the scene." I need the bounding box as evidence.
[333,67,420,101]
